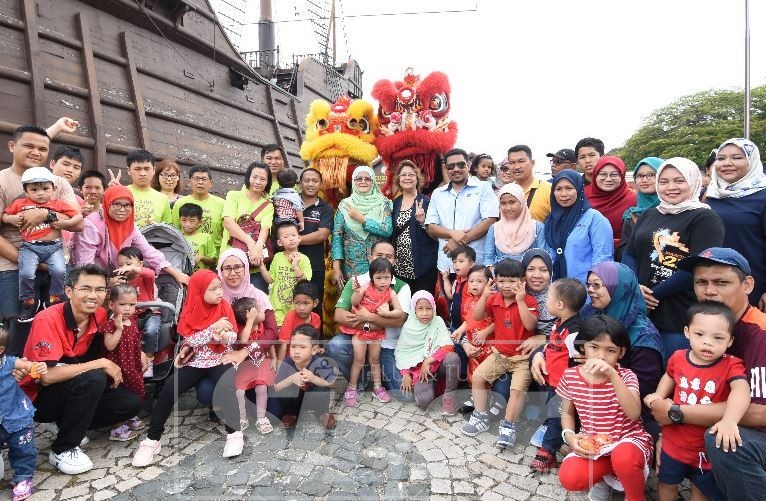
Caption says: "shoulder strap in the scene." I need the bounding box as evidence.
[526,188,537,208]
[249,200,270,221]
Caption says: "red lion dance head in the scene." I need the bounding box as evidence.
[372,68,458,195]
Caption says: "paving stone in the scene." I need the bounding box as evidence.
[93,490,117,501]
[481,490,505,501]
[137,466,164,481]
[59,484,89,500]
[27,491,57,501]
[38,475,71,491]
[453,480,475,494]
[426,462,450,479]
[113,477,142,492]
[430,478,451,495]
[535,482,569,500]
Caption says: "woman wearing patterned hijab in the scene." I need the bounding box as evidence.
[706,138,766,309]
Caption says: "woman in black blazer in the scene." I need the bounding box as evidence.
[391,160,439,294]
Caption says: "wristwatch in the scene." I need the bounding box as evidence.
[668,403,684,424]
[363,322,371,332]
[45,210,58,224]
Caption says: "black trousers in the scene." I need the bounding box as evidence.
[34,370,142,454]
[148,364,239,440]
[402,270,438,296]
[276,387,330,418]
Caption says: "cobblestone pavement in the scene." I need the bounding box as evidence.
[1,387,674,500]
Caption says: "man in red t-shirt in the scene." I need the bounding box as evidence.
[18,265,141,476]
[648,247,766,500]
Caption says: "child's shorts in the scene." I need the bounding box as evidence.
[472,352,531,392]
[658,450,723,500]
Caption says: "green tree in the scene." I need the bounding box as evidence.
[615,85,766,170]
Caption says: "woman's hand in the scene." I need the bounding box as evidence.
[463,342,481,358]
[107,168,122,187]
[401,374,413,394]
[211,317,233,334]
[517,335,545,356]
[414,199,426,224]
[639,284,659,310]
[247,241,264,267]
[140,352,148,373]
[332,264,345,291]
[759,292,766,313]
[473,329,489,345]
[346,206,366,224]
[220,349,248,367]
[530,352,548,385]
[270,357,278,374]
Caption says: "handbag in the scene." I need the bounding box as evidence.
[229,200,274,264]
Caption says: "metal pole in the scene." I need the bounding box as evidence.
[744,0,751,139]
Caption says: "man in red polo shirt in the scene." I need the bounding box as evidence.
[19,264,141,475]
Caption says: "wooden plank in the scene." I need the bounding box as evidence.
[19,0,43,124]
[120,32,150,149]
[77,13,105,169]
[265,82,287,159]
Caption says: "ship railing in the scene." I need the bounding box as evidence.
[240,48,280,76]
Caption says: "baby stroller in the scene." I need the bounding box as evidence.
[139,223,195,391]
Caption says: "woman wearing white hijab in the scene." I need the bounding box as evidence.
[623,157,724,359]
[706,138,766,310]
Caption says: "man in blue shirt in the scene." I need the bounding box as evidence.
[425,148,499,271]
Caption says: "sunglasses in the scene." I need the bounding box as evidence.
[445,161,467,171]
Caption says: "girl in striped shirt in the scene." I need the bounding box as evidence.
[557,315,653,501]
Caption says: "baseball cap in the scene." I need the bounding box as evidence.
[677,247,751,275]
[546,148,576,163]
[21,167,56,185]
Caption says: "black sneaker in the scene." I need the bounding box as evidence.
[18,301,37,323]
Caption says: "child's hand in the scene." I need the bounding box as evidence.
[566,433,596,459]
[401,374,413,394]
[299,222,304,232]
[450,330,462,342]
[211,317,233,334]
[419,359,433,383]
[481,279,495,298]
[583,358,617,379]
[463,342,481,358]
[643,393,661,409]
[246,306,260,323]
[289,252,301,267]
[709,419,743,452]
[473,329,489,345]
[28,361,48,379]
[194,254,203,265]
[113,313,123,331]
[514,285,526,303]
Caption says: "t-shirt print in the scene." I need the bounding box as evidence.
[648,228,690,284]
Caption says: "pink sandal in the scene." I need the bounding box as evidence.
[13,479,33,501]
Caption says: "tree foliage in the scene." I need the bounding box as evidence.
[615,85,766,170]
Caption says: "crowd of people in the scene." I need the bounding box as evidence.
[0,119,765,501]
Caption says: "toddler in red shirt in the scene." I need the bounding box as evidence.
[278,281,321,362]
[644,301,750,501]
[461,259,538,448]
[450,265,494,383]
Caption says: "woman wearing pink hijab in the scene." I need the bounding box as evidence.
[484,183,546,267]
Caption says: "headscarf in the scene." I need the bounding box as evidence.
[623,157,663,220]
[522,248,555,337]
[177,270,237,352]
[706,138,766,199]
[655,157,710,215]
[101,185,134,253]
[581,261,663,355]
[521,247,553,273]
[395,291,454,370]
[339,166,388,239]
[544,171,591,280]
[494,183,537,255]
[584,156,636,240]
[217,248,273,311]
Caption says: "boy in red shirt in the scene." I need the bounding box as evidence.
[644,301,749,501]
[2,167,81,321]
[461,259,538,448]
[441,245,476,380]
[278,280,321,363]
[529,278,586,472]
[450,265,494,383]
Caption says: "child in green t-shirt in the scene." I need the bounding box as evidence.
[178,203,216,270]
[260,221,312,325]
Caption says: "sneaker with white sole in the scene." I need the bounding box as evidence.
[496,420,517,448]
[222,431,244,458]
[530,424,548,448]
[132,439,161,467]
[49,447,93,474]
[461,411,490,437]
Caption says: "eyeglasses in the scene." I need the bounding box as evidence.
[399,173,416,178]
[499,166,510,173]
[596,172,621,180]
[354,176,372,183]
[635,173,656,181]
[159,173,179,180]
[73,286,107,295]
[550,158,571,165]
[586,281,604,291]
[110,202,133,211]
[221,264,245,273]
[190,176,211,183]
[445,161,467,170]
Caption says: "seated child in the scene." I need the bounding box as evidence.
[114,247,161,378]
[461,258,538,449]
[231,297,276,434]
[0,326,47,501]
[260,221,312,326]
[274,324,336,429]
[644,301,749,501]
[339,257,403,406]
[558,315,654,501]
[272,169,304,230]
[529,278,586,473]
[278,280,321,362]
[101,284,146,441]
[450,265,494,383]
[178,203,216,270]
[2,167,82,321]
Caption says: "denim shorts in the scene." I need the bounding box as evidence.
[658,450,723,500]
[0,270,20,318]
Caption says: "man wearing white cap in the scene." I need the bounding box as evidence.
[2,167,81,321]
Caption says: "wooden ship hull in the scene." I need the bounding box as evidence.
[0,0,363,192]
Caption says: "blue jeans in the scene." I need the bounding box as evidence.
[18,241,65,301]
[659,330,690,361]
[249,272,268,294]
[705,426,766,501]
[325,333,412,402]
[141,312,161,354]
[540,388,563,455]
[0,424,36,483]
[0,270,24,355]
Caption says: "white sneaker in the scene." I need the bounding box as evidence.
[132,439,161,467]
[49,447,93,474]
[222,431,244,458]
[80,435,89,447]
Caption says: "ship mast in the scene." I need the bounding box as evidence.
[259,0,277,68]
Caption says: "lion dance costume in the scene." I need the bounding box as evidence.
[372,67,458,195]
[299,95,378,335]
